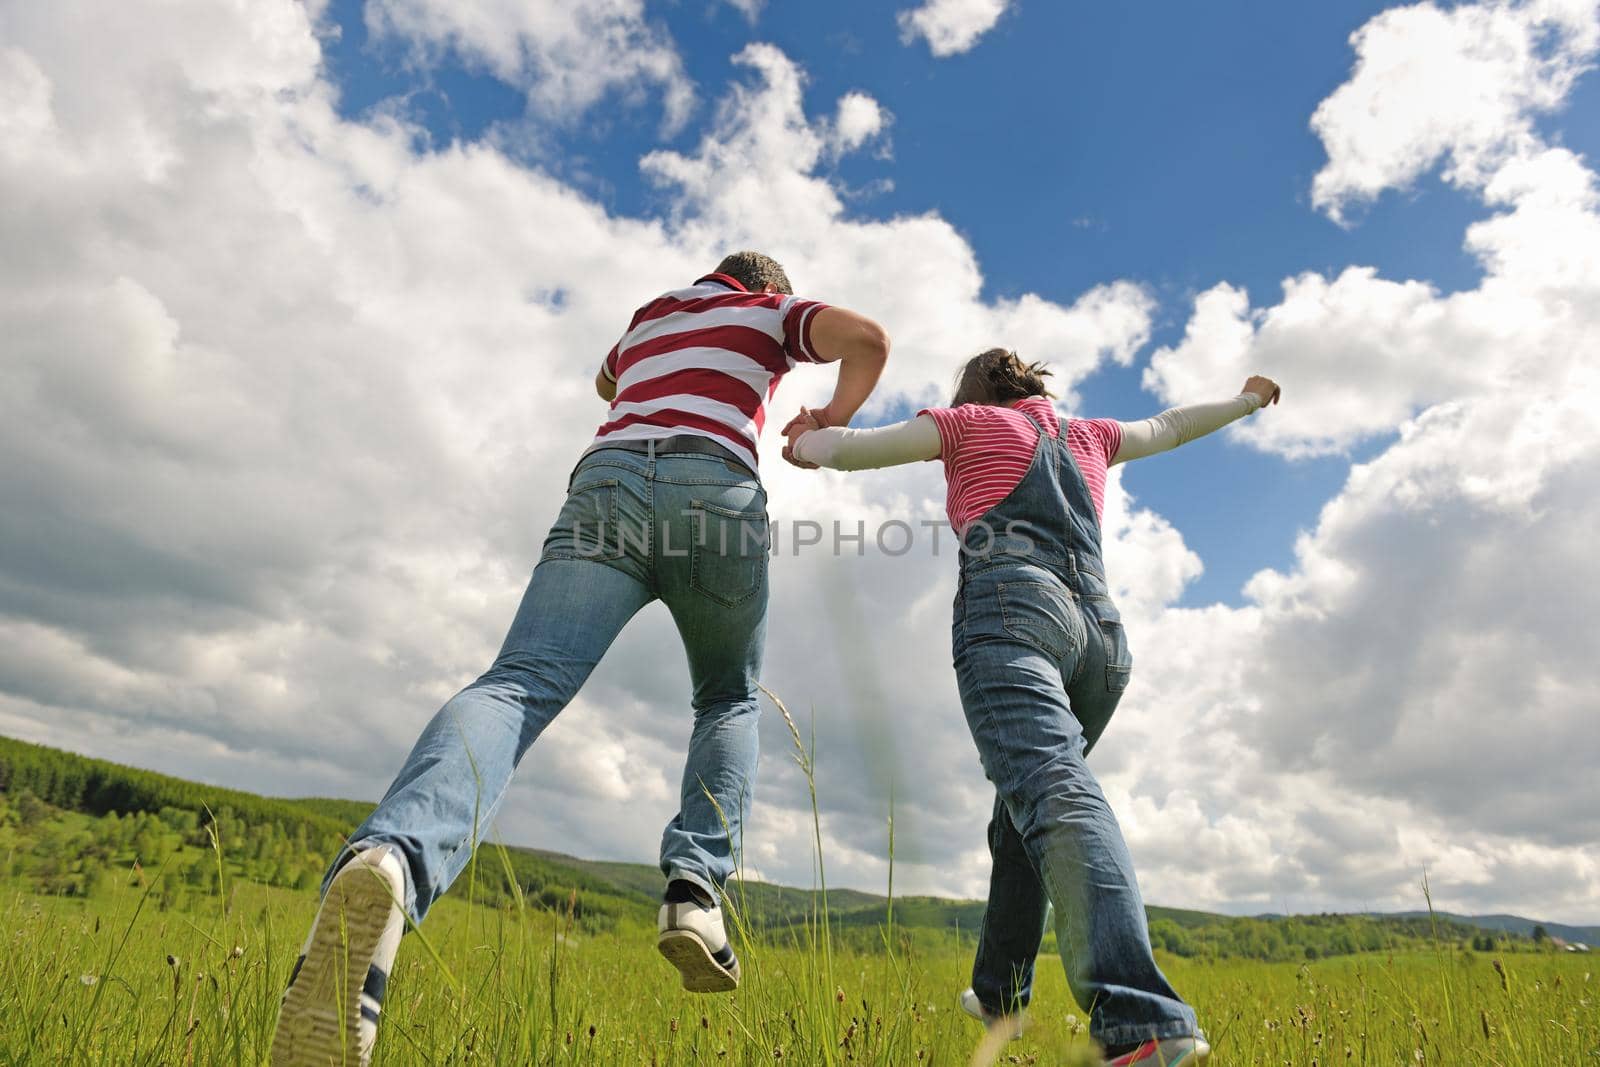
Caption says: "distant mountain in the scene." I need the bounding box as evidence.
[1379,911,1599,946]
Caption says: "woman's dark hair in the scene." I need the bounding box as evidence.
[951,348,1055,406]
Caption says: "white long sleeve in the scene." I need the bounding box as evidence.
[791,414,943,470]
[1112,394,1263,465]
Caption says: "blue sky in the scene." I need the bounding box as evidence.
[315,0,1597,605]
[6,0,1598,920]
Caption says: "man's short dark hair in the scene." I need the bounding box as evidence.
[714,251,793,295]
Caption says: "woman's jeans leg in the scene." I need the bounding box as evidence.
[331,558,651,922]
[954,572,1195,1046]
[970,595,1128,1014]
[971,795,1048,1015]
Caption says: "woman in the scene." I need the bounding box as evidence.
[784,349,1279,1066]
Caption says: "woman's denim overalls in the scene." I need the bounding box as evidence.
[953,412,1198,1048]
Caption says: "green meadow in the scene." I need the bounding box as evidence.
[3,879,1595,1066]
[1,733,1595,1065]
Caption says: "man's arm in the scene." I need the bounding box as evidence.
[803,307,891,427]
[595,343,620,401]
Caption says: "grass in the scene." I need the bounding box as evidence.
[1,879,1595,1065]
[1,698,1595,1065]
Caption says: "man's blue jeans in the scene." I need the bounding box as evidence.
[954,561,1196,1048]
[329,448,769,922]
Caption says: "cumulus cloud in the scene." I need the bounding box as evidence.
[0,0,1153,905]
[1310,0,1600,222]
[897,0,1011,58]
[2,0,1596,926]
[365,0,697,133]
[828,91,889,157]
[1127,0,1600,921]
[638,44,1153,413]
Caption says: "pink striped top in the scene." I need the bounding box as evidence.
[591,273,831,472]
[918,396,1122,534]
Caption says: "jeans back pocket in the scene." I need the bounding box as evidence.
[542,477,623,562]
[689,499,767,607]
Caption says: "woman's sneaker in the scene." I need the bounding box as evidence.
[1102,1034,1211,1066]
[656,880,740,992]
[271,845,407,1067]
[959,987,1027,1040]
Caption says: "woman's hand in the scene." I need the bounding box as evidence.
[781,406,825,469]
[1242,375,1281,407]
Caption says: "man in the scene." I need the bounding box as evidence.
[270,251,890,1066]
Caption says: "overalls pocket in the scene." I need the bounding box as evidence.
[1098,618,1133,692]
[996,580,1082,662]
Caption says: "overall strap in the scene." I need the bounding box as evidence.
[1028,410,1104,538]
[1016,410,1066,490]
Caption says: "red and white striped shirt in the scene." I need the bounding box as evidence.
[590,273,831,473]
[919,396,1122,534]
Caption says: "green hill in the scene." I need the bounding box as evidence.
[0,732,1584,961]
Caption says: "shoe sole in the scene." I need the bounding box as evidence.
[656,928,739,993]
[271,863,397,1066]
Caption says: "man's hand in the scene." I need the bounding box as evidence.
[781,406,825,469]
[779,405,830,437]
[1242,375,1280,407]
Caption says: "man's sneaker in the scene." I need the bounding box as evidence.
[656,883,739,993]
[959,987,1026,1040]
[1102,1034,1211,1066]
[271,844,407,1066]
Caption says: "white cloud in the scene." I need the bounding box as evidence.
[829,91,889,156]
[897,0,1011,58]
[1310,0,1600,222]
[2,0,1597,928]
[638,45,1153,412]
[1127,0,1600,922]
[718,0,765,23]
[0,0,1152,910]
[365,0,696,133]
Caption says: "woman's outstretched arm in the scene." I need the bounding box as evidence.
[1112,375,1279,465]
[788,413,942,470]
